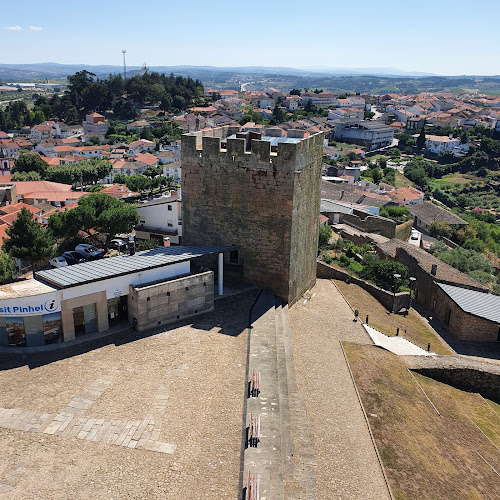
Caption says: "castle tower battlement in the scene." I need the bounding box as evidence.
[181,125,324,304]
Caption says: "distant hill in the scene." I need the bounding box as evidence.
[1,63,499,96]
[1,62,497,82]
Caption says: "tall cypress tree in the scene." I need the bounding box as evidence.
[416,128,426,151]
[2,208,55,275]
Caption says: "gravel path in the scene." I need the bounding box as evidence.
[289,279,390,500]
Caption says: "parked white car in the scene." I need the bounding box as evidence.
[411,228,419,240]
[49,256,68,268]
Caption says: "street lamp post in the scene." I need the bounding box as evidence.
[408,276,417,314]
[392,273,401,313]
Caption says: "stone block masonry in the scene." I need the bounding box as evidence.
[181,126,324,304]
[128,271,214,331]
[317,261,410,313]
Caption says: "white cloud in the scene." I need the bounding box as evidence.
[29,26,42,31]
[5,26,22,31]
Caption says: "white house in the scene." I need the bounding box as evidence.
[425,135,460,155]
[157,150,181,165]
[163,163,181,183]
[285,96,300,110]
[347,96,366,109]
[73,146,103,159]
[135,192,183,245]
[258,98,275,109]
[128,139,155,154]
[30,123,54,142]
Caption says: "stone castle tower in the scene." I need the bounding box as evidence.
[181,126,324,304]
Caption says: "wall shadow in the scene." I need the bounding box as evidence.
[412,301,500,361]
[0,288,262,372]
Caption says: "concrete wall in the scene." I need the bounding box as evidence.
[61,290,109,341]
[128,271,214,331]
[343,213,412,240]
[434,285,499,342]
[317,261,410,312]
[181,127,324,304]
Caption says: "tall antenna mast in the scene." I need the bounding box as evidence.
[122,49,127,79]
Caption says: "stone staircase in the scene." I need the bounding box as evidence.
[242,290,317,499]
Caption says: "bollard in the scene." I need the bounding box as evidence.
[427,343,431,352]
[366,315,369,324]
[396,327,400,336]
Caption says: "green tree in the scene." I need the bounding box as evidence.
[140,127,155,141]
[2,208,55,273]
[12,153,49,177]
[49,194,139,247]
[33,110,46,125]
[11,171,41,181]
[371,167,382,184]
[429,221,452,238]
[0,253,16,284]
[271,104,285,124]
[389,148,401,159]
[378,156,387,169]
[113,173,128,185]
[318,224,332,249]
[416,128,426,151]
[360,254,408,291]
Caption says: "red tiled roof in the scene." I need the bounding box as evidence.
[0,203,41,216]
[22,191,89,203]
[0,223,9,243]
[100,184,138,196]
[2,180,73,195]
[134,152,158,166]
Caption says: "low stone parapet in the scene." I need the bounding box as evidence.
[317,260,410,312]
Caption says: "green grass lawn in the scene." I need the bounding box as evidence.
[433,173,479,186]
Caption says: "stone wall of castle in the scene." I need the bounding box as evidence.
[181,127,324,303]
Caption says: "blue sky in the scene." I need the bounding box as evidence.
[2,0,500,75]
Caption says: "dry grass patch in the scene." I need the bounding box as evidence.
[343,342,500,500]
[395,171,413,188]
[335,280,453,355]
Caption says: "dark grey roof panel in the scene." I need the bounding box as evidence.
[437,283,500,323]
[36,245,236,289]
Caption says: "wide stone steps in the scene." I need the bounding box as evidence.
[242,290,317,499]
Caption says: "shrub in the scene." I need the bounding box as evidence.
[430,221,452,238]
[379,205,411,223]
[338,254,351,266]
[318,224,332,249]
[349,261,363,273]
[135,239,161,252]
[322,254,333,264]
[360,254,408,291]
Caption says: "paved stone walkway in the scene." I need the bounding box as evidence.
[364,324,437,356]
[289,279,390,499]
[0,291,256,499]
[0,407,175,453]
